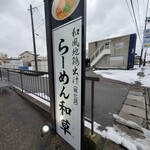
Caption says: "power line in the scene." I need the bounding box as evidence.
[143,0,146,21]
[125,0,135,25]
[35,18,44,28]
[35,33,46,41]
[36,8,44,20]
[35,21,45,31]
[136,0,142,34]
[31,8,42,24]
[141,0,150,47]
[145,0,150,18]
[36,18,45,26]
[30,8,45,31]
[36,3,44,8]
[30,0,38,6]
[139,0,150,67]
[130,0,142,43]
[125,0,142,44]
[30,5,45,31]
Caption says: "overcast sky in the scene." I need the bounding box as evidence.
[0,0,149,57]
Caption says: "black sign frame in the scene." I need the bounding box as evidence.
[44,0,86,149]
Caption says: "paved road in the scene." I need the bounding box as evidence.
[85,70,130,130]
[0,91,46,150]
[3,69,131,131]
[0,90,73,150]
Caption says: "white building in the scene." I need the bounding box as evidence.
[31,56,48,71]
[88,34,137,69]
[0,52,9,68]
[19,51,39,66]
[5,58,23,69]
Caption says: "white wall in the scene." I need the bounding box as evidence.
[5,60,23,69]
[31,60,48,71]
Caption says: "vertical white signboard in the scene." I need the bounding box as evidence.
[44,0,86,149]
[53,17,82,150]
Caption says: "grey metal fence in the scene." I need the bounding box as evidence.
[0,67,99,135]
[0,68,50,102]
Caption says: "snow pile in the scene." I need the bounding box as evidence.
[113,114,141,131]
[12,85,50,106]
[100,125,150,150]
[27,92,50,106]
[41,74,48,77]
[35,92,50,101]
[85,114,150,150]
[94,65,150,87]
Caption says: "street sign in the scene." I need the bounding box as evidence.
[44,0,86,149]
[144,29,150,48]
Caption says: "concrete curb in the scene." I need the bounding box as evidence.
[146,88,150,129]
[115,85,150,141]
[118,85,147,128]
[13,87,51,121]
[12,85,150,149]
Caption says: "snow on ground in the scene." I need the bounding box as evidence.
[85,114,150,150]
[34,92,50,101]
[13,85,50,106]
[41,74,48,77]
[94,65,150,87]
[27,93,50,106]
[22,87,150,150]
[13,65,150,150]
[92,65,150,149]
[113,114,141,131]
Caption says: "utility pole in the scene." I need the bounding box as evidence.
[29,4,38,71]
[139,17,150,67]
[143,48,147,67]
[139,18,147,67]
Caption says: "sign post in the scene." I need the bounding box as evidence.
[44,0,86,149]
[144,28,150,48]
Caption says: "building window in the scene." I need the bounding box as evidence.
[115,42,124,49]
[105,43,109,49]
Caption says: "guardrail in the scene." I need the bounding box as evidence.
[0,68,99,135]
[85,76,100,135]
[0,68,50,102]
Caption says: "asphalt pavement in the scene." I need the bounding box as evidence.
[1,68,149,150]
[0,89,73,150]
[85,69,130,130]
